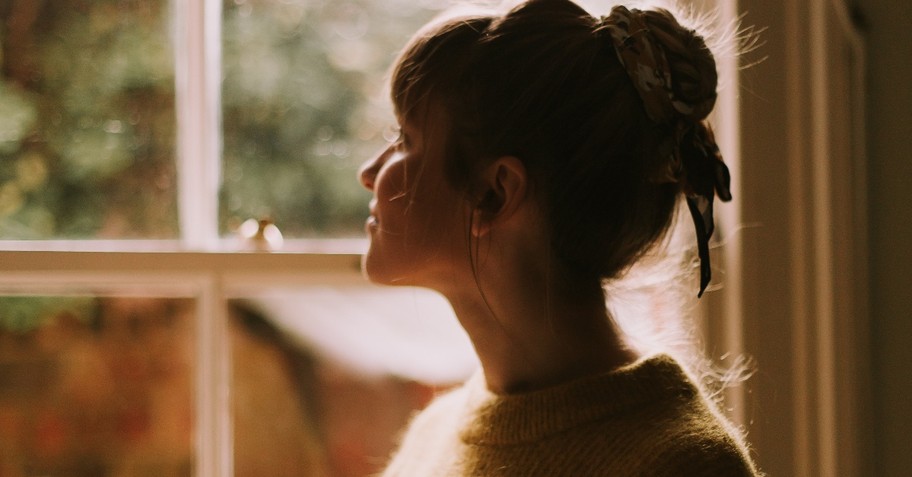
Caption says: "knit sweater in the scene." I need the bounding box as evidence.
[381,354,760,476]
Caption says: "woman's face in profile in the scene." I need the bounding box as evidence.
[358,110,469,290]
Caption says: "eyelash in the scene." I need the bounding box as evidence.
[383,123,409,151]
[393,128,408,149]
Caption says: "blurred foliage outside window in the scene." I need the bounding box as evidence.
[0,0,446,240]
[0,295,197,476]
[0,0,177,239]
[221,0,445,237]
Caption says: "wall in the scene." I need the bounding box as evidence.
[732,0,911,474]
[864,0,912,475]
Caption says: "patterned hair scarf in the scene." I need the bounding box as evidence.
[597,6,732,297]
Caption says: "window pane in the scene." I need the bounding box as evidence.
[220,0,446,238]
[0,295,195,476]
[230,286,476,476]
[0,1,177,239]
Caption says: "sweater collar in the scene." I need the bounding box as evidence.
[459,354,697,446]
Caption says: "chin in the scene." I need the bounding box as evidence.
[361,251,400,286]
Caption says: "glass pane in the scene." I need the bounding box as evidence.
[0,1,177,239]
[220,0,448,238]
[230,286,476,476]
[0,295,195,476]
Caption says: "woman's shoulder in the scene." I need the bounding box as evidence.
[598,354,762,476]
[641,403,760,475]
[380,373,480,477]
[485,353,762,476]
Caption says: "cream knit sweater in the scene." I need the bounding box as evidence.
[381,354,760,476]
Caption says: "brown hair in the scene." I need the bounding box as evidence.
[391,0,722,281]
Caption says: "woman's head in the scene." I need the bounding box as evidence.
[379,0,727,286]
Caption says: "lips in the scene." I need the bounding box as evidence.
[365,205,378,232]
[366,200,379,229]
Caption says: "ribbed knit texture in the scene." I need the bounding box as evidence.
[381,354,761,476]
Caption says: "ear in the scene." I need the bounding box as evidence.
[471,156,528,238]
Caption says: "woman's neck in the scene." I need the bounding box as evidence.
[443,269,639,395]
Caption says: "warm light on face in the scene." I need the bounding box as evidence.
[359,111,472,290]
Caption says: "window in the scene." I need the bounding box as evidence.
[0,1,470,475]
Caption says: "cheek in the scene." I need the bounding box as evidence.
[375,159,415,206]
[417,186,470,246]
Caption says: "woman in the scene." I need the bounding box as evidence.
[359,0,760,475]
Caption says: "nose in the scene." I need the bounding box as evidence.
[358,146,388,191]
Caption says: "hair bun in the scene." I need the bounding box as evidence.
[640,9,718,121]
